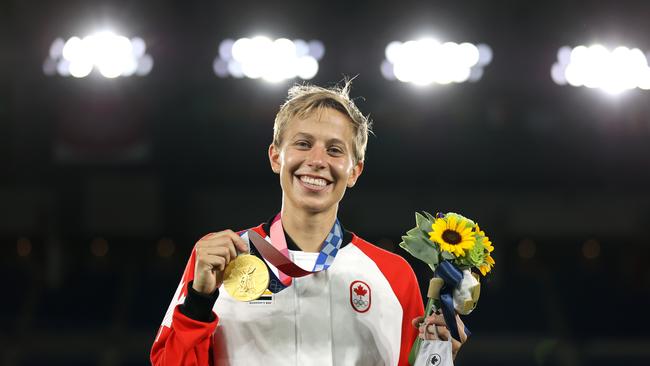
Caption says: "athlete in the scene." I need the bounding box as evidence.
[150,81,467,365]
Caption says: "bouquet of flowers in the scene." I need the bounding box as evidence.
[400,211,495,365]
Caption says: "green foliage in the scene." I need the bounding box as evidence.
[424,211,436,221]
[441,251,456,260]
[445,212,476,228]
[399,211,440,271]
[415,212,431,232]
[401,210,493,275]
[468,236,487,265]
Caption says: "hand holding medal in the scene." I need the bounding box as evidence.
[192,230,250,296]
[192,230,272,301]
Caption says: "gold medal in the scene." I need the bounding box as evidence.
[223,254,270,302]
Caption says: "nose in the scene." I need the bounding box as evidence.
[306,145,327,170]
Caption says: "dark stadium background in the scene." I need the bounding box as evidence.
[1,0,649,365]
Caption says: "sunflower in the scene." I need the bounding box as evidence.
[428,215,476,257]
[476,225,494,253]
[478,255,495,276]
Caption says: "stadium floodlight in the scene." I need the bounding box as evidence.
[213,36,324,82]
[380,38,492,86]
[43,31,153,78]
[551,44,650,94]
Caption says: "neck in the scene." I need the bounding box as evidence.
[281,204,337,252]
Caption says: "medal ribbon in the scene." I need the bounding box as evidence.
[247,212,344,287]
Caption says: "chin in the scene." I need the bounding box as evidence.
[298,200,334,214]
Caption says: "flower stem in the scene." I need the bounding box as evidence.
[408,296,437,365]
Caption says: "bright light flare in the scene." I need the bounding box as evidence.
[381,38,492,86]
[44,31,153,78]
[551,43,650,94]
[214,36,324,82]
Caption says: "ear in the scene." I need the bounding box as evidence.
[268,144,281,174]
[346,160,364,188]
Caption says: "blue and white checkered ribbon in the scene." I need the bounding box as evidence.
[312,219,343,271]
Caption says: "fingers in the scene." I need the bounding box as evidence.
[198,230,248,255]
[192,229,249,295]
[420,324,450,341]
[455,314,468,343]
[414,311,468,360]
[223,230,249,253]
[411,312,443,335]
[196,230,251,270]
[201,230,248,251]
[200,249,232,271]
[198,243,235,259]
[196,243,233,268]
[417,312,461,342]
[411,316,424,328]
[424,313,448,327]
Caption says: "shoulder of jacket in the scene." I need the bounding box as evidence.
[350,234,411,270]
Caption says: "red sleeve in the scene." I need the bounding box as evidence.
[150,245,219,366]
[352,236,424,366]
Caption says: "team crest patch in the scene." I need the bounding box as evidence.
[349,280,371,313]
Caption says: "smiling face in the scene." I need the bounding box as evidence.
[269,107,364,215]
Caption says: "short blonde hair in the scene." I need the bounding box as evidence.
[273,80,372,163]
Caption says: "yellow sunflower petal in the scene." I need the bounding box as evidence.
[458,227,473,238]
[458,219,474,232]
[440,242,453,253]
[460,239,475,251]
[448,216,457,231]
[479,265,487,276]
[429,228,443,244]
[429,220,442,234]
[453,247,461,257]
[431,219,446,234]
[456,218,467,232]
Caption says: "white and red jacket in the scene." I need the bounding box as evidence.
[151,223,424,366]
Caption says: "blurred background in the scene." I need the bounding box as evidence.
[2,0,650,365]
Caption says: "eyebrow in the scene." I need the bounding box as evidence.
[292,132,347,146]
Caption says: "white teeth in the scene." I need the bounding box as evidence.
[300,176,327,187]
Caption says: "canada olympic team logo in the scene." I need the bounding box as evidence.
[349,280,371,313]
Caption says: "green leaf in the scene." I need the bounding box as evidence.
[400,235,440,267]
[424,211,436,221]
[441,251,456,260]
[416,212,433,232]
[406,227,422,237]
[458,256,474,268]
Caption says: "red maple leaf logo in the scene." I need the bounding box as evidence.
[354,284,367,297]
